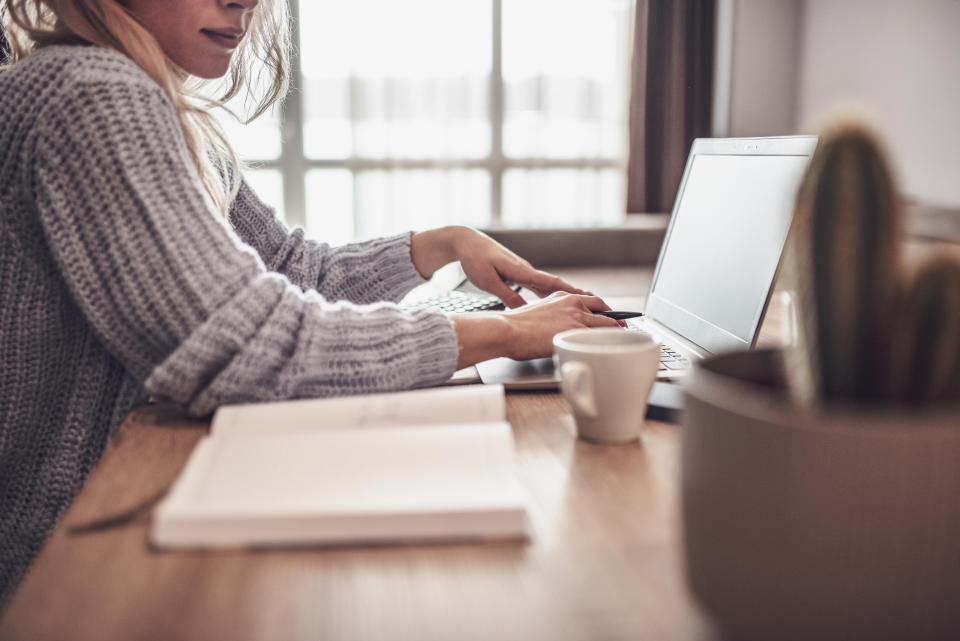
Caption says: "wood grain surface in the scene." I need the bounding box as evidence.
[0,395,718,641]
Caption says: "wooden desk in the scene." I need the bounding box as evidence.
[1,267,724,641]
[0,395,716,641]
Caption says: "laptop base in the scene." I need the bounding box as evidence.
[475,357,684,424]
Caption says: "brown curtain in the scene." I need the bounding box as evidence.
[626,0,716,213]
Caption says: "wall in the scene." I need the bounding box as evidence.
[723,0,960,207]
[797,0,960,207]
[724,0,803,139]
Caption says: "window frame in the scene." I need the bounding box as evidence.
[252,0,627,231]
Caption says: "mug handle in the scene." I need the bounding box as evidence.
[560,361,598,419]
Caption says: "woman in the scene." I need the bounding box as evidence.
[0,0,620,604]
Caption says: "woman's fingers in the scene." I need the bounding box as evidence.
[494,293,625,361]
[572,294,613,313]
[471,267,527,308]
[453,228,595,303]
[523,292,621,327]
[584,310,624,328]
[494,283,527,309]
[513,269,587,298]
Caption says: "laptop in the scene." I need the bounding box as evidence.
[476,135,819,391]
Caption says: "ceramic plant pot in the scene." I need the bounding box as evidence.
[681,349,960,641]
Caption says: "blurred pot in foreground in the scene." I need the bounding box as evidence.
[682,349,960,641]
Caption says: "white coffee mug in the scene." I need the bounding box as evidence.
[553,328,661,444]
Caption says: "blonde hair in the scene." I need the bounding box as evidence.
[1,0,290,215]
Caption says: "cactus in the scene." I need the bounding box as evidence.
[892,251,960,403]
[785,118,905,405]
[785,116,960,406]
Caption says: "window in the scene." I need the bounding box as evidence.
[218,0,634,243]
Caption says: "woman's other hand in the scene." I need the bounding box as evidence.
[449,292,623,369]
[410,226,588,308]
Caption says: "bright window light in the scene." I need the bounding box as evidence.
[218,0,634,241]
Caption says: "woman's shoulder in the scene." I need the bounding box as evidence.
[4,44,164,103]
[0,45,172,134]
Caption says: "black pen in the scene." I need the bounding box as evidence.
[594,310,644,320]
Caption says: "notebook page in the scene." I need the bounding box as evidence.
[210,384,505,437]
[151,422,529,547]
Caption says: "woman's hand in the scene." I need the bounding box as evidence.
[410,226,588,308]
[449,292,623,369]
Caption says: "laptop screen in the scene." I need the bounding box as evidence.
[645,142,813,353]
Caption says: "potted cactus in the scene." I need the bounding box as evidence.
[681,119,960,641]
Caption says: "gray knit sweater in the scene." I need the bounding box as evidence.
[0,45,459,605]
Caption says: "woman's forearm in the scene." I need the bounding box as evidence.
[410,226,461,279]
[450,313,514,369]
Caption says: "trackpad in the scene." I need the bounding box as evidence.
[476,357,559,390]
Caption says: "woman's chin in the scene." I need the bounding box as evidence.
[170,52,233,80]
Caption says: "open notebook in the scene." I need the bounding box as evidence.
[151,385,530,548]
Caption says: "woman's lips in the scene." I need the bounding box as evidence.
[201,28,242,49]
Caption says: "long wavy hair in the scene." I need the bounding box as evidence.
[1,0,291,215]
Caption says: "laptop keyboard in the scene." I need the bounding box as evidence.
[626,324,692,373]
[403,291,505,313]
[657,345,691,372]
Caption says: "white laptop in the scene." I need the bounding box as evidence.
[477,135,819,389]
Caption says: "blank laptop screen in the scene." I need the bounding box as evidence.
[647,153,809,350]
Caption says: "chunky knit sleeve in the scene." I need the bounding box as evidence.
[228,182,426,303]
[29,60,458,415]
